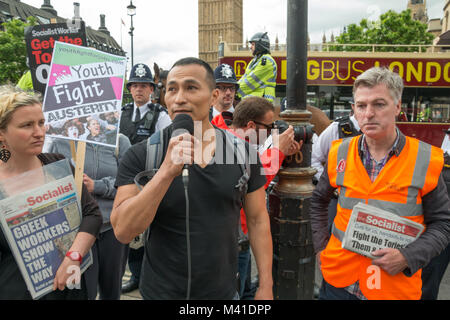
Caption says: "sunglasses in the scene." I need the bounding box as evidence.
[253,120,275,130]
[216,85,236,92]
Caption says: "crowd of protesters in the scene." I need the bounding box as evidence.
[0,31,449,301]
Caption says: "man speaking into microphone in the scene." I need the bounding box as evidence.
[111,57,273,300]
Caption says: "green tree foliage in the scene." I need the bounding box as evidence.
[331,9,434,52]
[0,17,36,84]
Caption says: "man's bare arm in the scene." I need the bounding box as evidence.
[244,186,274,300]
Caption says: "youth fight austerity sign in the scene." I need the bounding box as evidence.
[42,41,127,147]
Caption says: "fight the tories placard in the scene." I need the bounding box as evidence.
[42,41,127,148]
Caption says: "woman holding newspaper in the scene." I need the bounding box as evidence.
[0,86,102,299]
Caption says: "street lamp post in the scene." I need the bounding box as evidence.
[269,0,316,300]
[127,0,136,67]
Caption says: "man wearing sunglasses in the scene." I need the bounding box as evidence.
[210,64,239,121]
[213,96,301,176]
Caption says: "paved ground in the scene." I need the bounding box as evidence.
[119,254,450,300]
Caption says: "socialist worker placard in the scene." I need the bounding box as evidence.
[25,21,87,95]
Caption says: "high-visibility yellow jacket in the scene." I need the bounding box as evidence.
[322,135,443,300]
[17,71,33,91]
[238,54,277,103]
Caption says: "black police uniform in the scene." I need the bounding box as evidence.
[120,63,168,145]
[336,115,361,138]
[119,102,166,145]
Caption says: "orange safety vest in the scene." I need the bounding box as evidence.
[321,135,443,300]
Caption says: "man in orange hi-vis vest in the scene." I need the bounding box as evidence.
[310,67,450,300]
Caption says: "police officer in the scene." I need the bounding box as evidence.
[210,64,239,121]
[120,63,171,145]
[311,113,360,182]
[238,32,277,103]
[120,63,171,294]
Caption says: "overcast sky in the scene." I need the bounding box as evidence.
[23,0,446,70]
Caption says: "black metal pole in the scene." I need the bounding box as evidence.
[286,0,308,111]
[130,15,134,67]
[269,0,316,300]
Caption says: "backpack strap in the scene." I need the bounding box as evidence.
[131,127,173,249]
[130,129,167,249]
[133,129,165,190]
[221,129,251,207]
[220,128,252,245]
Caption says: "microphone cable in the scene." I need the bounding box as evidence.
[172,114,194,300]
[182,168,191,300]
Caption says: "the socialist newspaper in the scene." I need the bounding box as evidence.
[341,203,424,259]
[0,159,92,299]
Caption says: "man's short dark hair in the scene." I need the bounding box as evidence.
[232,97,275,128]
[170,57,216,90]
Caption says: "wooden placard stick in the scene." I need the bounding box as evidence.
[69,140,77,162]
[73,141,86,198]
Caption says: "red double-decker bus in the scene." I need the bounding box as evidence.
[218,42,450,147]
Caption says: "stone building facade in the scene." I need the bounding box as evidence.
[198,0,243,68]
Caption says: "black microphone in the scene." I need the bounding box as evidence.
[172,114,194,182]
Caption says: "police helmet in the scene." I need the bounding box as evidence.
[214,64,238,87]
[127,63,155,90]
[249,32,271,55]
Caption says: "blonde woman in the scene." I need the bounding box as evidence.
[0,86,102,300]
